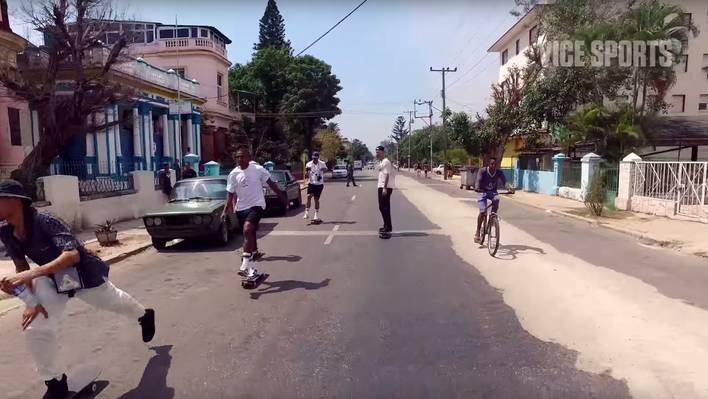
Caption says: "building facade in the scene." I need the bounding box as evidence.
[487,0,708,161]
[97,20,252,165]
[0,0,31,178]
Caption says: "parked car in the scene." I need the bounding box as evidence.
[264,170,302,215]
[332,164,348,179]
[353,160,363,171]
[367,161,375,170]
[143,176,237,250]
[433,164,445,175]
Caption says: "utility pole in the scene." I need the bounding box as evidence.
[405,110,414,170]
[414,99,433,176]
[430,66,457,180]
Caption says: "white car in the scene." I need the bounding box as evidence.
[433,164,445,175]
[332,165,348,179]
[367,162,375,170]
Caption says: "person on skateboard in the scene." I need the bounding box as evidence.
[376,146,396,235]
[223,146,286,278]
[0,179,155,399]
[303,151,327,223]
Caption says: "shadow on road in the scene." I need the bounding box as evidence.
[250,278,331,300]
[117,345,174,399]
[260,255,302,262]
[495,244,546,260]
[317,221,356,225]
[393,232,431,237]
[162,223,278,253]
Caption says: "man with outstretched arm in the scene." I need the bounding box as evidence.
[223,146,286,278]
[0,179,155,399]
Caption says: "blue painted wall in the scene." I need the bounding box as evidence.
[517,169,556,194]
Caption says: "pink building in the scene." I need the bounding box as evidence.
[97,20,252,164]
[0,0,32,178]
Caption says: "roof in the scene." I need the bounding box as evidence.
[149,21,232,44]
[488,4,546,53]
[647,117,708,146]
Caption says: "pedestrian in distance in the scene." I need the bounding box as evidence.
[0,179,155,399]
[376,146,396,235]
[346,161,358,187]
[158,163,172,196]
[182,163,197,179]
[304,151,327,223]
[222,146,287,278]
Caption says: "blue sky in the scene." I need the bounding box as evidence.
[8,0,518,151]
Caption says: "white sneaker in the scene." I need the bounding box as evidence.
[247,268,258,278]
[303,211,309,219]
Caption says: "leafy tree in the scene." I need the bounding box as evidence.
[281,55,342,154]
[511,0,540,17]
[0,0,133,193]
[351,139,373,161]
[319,130,343,162]
[254,0,291,52]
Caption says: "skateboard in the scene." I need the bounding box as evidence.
[241,272,268,289]
[42,365,102,399]
[378,231,392,239]
[310,219,323,225]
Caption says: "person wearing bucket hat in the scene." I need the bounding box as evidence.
[0,179,155,398]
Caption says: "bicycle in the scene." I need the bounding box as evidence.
[477,189,514,257]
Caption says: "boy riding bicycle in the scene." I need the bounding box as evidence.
[474,157,508,243]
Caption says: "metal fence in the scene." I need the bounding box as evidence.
[632,161,707,219]
[560,161,582,188]
[51,160,135,200]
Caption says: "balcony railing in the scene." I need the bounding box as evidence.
[133,38,227,58]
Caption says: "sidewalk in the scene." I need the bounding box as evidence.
[0,219,152,302]
[426,171,708,258]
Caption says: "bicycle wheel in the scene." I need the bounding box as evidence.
[478,217,486,245]
[487,214,500,257]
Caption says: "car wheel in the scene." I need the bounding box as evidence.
[152,238,167,251]
[218,222,230,246]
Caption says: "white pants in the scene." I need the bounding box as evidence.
[25,276,145,381]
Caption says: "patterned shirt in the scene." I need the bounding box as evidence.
[0,210,108,289]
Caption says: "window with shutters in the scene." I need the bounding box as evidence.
[8,107,21,146]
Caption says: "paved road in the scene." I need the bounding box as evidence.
[5,170,707,398]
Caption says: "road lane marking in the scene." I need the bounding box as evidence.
[351,195,356,201]
[324,224,340,245]
[264,229,445,237]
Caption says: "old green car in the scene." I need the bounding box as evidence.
[143,176,237,250]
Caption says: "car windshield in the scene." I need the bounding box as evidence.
[170,179,227,202]
[334,166,346,170]
[269,171,287,185]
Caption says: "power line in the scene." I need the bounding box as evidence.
[296,0,369,56]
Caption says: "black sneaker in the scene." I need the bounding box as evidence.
[378,227,386,233]
[44,374,68,399]
[138,309,155,343]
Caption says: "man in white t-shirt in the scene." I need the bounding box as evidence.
[304,151,327,222]
[223,146,286,278]
[376,145,396,233]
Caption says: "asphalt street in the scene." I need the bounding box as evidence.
[3,169,706,398]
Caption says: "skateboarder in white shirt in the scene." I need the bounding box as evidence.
[304,151,327,223]
[223,146,286,278]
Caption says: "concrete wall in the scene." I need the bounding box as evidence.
[39,171,171,230]
[558,187,584,202]
[630,196,677,218]
[517,169,556,194]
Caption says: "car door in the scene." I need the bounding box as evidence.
[286,172,298,200]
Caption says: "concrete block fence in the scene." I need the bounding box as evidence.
[36,170,174,230]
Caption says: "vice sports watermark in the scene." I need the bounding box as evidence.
[542,40,677,68]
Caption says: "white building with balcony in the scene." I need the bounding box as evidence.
[487,0,708,161]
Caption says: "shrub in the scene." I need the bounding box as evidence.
[584,174,606,217]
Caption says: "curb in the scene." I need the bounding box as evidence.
[506,196,673,248]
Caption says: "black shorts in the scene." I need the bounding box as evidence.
[307,184,324,198]
[236,206,264,229]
